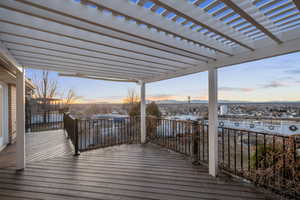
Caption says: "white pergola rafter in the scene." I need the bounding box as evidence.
[219,0,282,43]
[83,0,234,55]
[149,0,255,51]
[15,56,161,76]
[10,51,171,73]
[4,42,185,72]
[0,0,216,61]
[7,48,173,73]
[0,41,21,72]
[22,63,142,80]
[0,8,202,65]
[146,27,300,82]
[58,73,138,83]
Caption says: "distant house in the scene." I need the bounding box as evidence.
[0,65,35,151]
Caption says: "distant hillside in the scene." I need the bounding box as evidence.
[153,100,300,104]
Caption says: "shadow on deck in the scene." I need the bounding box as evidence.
[0,130,72,169]
[0,141,274,200]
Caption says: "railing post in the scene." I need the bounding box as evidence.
[74,118,80,156]
[192,120,199,163]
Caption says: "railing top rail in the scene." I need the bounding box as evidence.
[78,116,139,121]
[147,116,201,124]
[220,126,298,138]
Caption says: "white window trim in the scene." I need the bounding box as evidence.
[0,81,9,151]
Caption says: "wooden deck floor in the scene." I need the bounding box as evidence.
[0,130,72,169]
[0,142,274,200]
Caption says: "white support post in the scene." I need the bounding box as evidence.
[208,68,218,177]
[140,81,146,144]
[16,68,25,170]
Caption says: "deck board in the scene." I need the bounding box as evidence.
[0,143,274,200]
[0,130,73,169]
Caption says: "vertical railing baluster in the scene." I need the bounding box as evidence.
[165,120,167,146]
[198,124,201,161]
[255,133,258,170]
[228,129,231,169]
[234,130,237,174]
[206,125,209,162]
[222,127,225,168]
[283,137,286,188]
[124,116,130,143]
[248,131,250,173]
[203,125,205,161]
[241,132,243,173]
[109,119,112,146]
[181,121,184,153]
[96,119,99,146]
[263,134,266,170]
[273,134,276,185]
[84,119,87,150]
[74,118,79,156]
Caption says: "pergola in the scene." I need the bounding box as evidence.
[0,0,300,176]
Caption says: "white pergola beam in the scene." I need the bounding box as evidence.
[13,54,162,75]
[146,28,300,82]
[59,73,138,83]
[0,0,216,61]
[4,42,181,71]
[9,49,171,73]
[0,26,196,69]
[0,41,21,72]
[18,59,156,79]
[20,61,144,80]
[18,58,157,78]
[0,8,201,65]
[16,68,25,170]
[23,64,140,81]
[11,50,170,73]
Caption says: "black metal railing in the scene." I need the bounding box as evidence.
[26,111,63,132]
[219,127,300,198]
[147,117,299,199]
[146,117,209,163]
[63,114,299,198]
[63,113,141,153]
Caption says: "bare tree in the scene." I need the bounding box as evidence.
[62,89,80,111]
[32,71,58,123]
[122,88,139,113]
[34,71,58,100]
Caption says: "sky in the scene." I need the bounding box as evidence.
[25,52,300,103]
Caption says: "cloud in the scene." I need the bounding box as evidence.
[286,69,300,74]
[219,87,255,92]
[261,81,288,88]
[147,94,179,101]
[79,96,124,104]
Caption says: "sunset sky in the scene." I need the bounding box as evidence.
[25,52,300,103]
